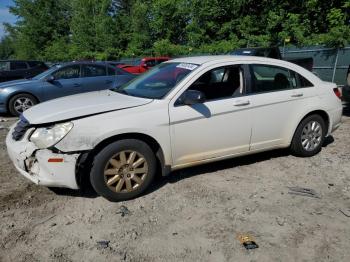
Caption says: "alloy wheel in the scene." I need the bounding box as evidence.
[104,150,148,193]
[301,120,322,151]
[14,97,34,113]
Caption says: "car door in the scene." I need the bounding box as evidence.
[42,64,82,100]
[80,64,115,92]
[247,63,317,150]
[169,64,253,167]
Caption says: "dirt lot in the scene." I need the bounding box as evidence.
[0,107,350,262]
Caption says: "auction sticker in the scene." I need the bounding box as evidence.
[176,63,198,70]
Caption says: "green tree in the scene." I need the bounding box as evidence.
[8,0,71,59]
[0,35,15,59]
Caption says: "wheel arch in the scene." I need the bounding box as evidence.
[76,132,169,190]
[6,91,40,112]
[290,109,330,144]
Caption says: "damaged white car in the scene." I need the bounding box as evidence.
[6,56,343,201]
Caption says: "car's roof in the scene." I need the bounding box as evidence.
[168,55,290,66]
[167,55,322,85]
[60,61,113,66]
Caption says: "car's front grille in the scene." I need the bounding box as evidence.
[12,116,31,141]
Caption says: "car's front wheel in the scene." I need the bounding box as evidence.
[8,93,38,116]
[90,139,157,201]
[291,114,326,157]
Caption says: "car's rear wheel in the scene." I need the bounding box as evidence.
[291,114,326,157]
[8,93,38,116]
[90,139,156,201]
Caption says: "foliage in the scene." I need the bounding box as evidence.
[0,0,349,60]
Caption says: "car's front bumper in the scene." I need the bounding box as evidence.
[6,125,80,189]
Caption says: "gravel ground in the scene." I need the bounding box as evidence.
[0,106,349,262]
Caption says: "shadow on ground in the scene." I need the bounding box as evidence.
[12,104,349,201]
[49,137,337,201]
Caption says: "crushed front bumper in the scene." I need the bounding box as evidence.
[6,125,80,189]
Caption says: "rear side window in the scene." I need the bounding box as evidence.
[116,68,129,75]
[0,61,10,71]
[10,61,28,70]
[82,65,107,77]
[144,59,156,67]
[27,61,47,68]
[27,61,39,68]
[298,74,313,87]
[108,66,116,76]
[250,64,313,93]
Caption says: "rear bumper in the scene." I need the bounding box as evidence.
[328,106,343,134]
[6,125,80,189]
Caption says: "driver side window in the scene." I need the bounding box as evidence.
[52,65,80,80]
[188,65,244,101]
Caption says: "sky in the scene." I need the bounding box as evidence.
[0,0,17,39]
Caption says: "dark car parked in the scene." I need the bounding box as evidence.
[0,62,135,116]
[231,47,314,71]
[342,65,350,103]
[0,60,48,83]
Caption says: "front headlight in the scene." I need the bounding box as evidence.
[30,122,73,149]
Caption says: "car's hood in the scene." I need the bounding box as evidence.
[0,78,40,88]
[23,90,153,125]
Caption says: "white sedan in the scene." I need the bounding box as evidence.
[6,56,343,201]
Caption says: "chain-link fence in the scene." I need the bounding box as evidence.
[282,46,350,86]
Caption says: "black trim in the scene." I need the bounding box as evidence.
[175,64,249,106]
[247,63,314,95]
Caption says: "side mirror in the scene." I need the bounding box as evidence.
[182,90,206,105]
[46,75,55,82]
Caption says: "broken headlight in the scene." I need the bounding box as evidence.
[30,122,73,149]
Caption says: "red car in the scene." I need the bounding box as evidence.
[117,57,170,74]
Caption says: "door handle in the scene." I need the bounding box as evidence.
[234,100,250,106]
[105,80,113,84]
[73,83,81,87]
[291,93,303,97]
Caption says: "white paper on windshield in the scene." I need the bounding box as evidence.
[176,63,198,70]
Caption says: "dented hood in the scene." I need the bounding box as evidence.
[23,90,153,124]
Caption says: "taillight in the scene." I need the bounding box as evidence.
[333,88,342,99]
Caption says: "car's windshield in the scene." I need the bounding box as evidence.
[112,62,198,99]
[32,64,61,80]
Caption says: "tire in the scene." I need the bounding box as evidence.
[90,139,157,201]
[8,93,38,116]
[290,114,326,157]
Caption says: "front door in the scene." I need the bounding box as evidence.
[169,64,253,167]
[43,64,82,100]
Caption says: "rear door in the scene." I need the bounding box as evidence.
[247,63,316,150]
[80,64,114,92]
[42,64,82,100]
